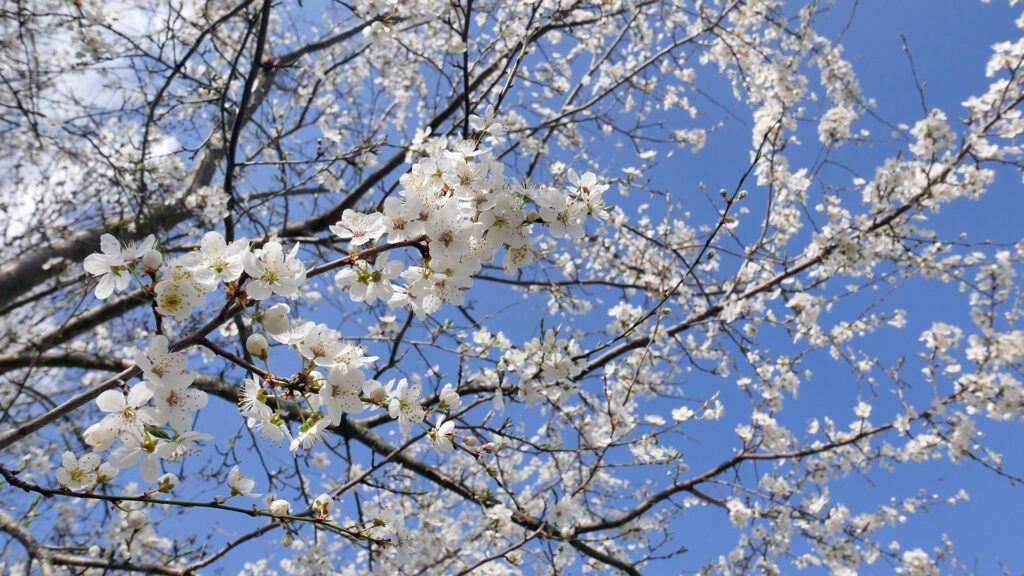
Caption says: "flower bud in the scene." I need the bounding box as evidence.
[282,533,294,547]
[313,493,334,517]
[262,303,290,335]
[364,380,387,403]
[462,435,477,447]
[96,462,117,484]
[88,545,102,557]
[142,249,163,270]
[157,472,178,493]
[480,442,496,453]
[126,510,149,530]
[269,499,291,517]
[246,333,269,360]
[438,383,461,410]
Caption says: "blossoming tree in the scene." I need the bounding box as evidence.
[1,0,1023,574]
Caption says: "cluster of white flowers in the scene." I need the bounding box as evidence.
[239,307,467,451]
[76,120,610,481]
[374,508,418,563]
[84,231,306,317]
[329,135,608,319]
[57,335,211,489]
[498,330,585,405]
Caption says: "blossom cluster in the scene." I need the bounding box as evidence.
[76,126,614,467]
[328,133,610,319]
[57,335,210,489]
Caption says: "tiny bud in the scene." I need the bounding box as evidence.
[157,472,178,493]
[126,510,149,530]
[269,499,291,517]
[88,545,102,557]
[262,303,291,335]
[282,533,294,547]
[480,442,496,453]
[246,333,269,360]
[463,435,477,447]
[142,249,163,270]
[96,462,117,484]
[364,380,387,403]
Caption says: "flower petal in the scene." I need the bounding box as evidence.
[96,390,125,413]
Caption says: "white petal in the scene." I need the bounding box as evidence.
[247,281,272,301]
[96,390,125,413]
[109,445,142,468]
[94,275,115,300]
[127,384,153,407]
[169,410,192,433]
[140,454,161,483]
[83,253,112,275]
[100,234,121,256]
[80,453,102,469]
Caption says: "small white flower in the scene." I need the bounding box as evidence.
[548,496,579,535]
[290,417,331,452]
[387,378,424,436]
[437,383,461,410]
[83,233,156,299]
[142,249,163,270]
[227,465,261,497]
[330,209,386,246]
[468,105,505,137]
[335,254,403,304]
[152,383,207,433]
[154,279,201,321]
[154,429,213,461]
[243,241,306,300]
[899,548,939,576]
[134,335,193,389]
[726,498,754,527]
[95,383,165,442]
[197,231,247,282]
[297,323,344,366]
[313,493,334,519]
[364,379,387,403]
[320,366,366,425]
[239,376,273,422]
[429,415,456,453]
[83,421,117,451]
[55,451,102,490]
[94,462,117,484]
[109,438,163,483]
